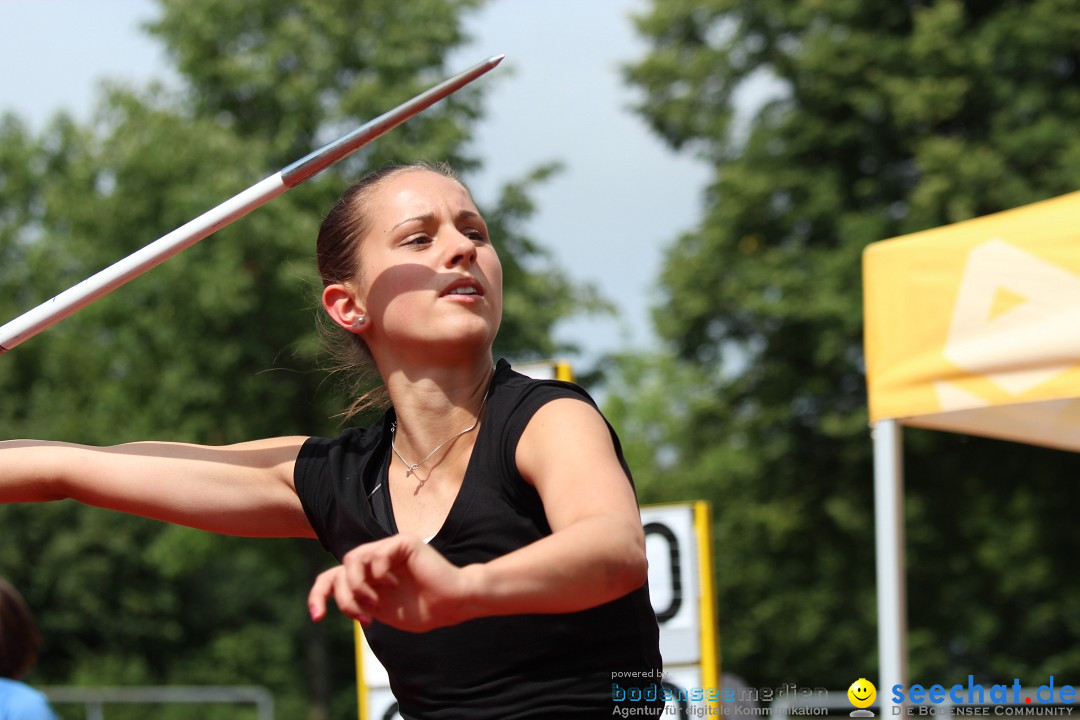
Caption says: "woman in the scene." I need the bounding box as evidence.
[1,163,663,718]
[0,579,60,720]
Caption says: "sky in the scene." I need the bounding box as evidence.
[0,0,716,369]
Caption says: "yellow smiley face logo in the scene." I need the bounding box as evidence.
[848,678,877,709]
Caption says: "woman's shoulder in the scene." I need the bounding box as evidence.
[0,678,58,718]
[487,359,612,455]
[293,412,393,558]
[294,413,391,501]
[300,412,391,457]
[491,358,597,409]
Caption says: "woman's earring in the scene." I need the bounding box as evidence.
[352,315,366,329]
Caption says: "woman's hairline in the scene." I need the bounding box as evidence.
[335,163,467,286]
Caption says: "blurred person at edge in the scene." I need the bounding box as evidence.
[0,579,59,720]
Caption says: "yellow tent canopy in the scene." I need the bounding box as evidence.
[865,190,1080,450]
[862,190,1080,712]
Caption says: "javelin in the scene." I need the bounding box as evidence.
[0,54,505,354]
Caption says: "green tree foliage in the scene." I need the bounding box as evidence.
[0,1,598,717]
[148,0,484,168]
[613,0,1080,689]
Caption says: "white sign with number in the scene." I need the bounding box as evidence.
[641,503,702,665]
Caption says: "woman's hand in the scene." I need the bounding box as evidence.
[307,534,476,633]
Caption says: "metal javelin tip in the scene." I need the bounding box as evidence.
[280,56,504,187]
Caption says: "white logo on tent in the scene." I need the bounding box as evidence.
[942,239,1080,401]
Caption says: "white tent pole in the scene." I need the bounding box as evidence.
[873,418,908,715]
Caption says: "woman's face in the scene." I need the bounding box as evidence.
[351,169,503,360]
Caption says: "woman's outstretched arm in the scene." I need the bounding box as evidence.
[1,437,314,538]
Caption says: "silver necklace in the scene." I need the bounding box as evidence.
[391,391,489,487]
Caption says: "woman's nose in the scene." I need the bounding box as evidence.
[447,237,478,267]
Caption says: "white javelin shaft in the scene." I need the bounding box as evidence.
[0,54,504,354]
[0,175,287,354]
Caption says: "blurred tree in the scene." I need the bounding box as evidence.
[0,1,602,718]
[614,0,1080,689]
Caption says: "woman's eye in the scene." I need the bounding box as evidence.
[403,234,432,247]
[465,229,487,243]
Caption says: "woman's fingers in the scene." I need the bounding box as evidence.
[343,551,381,607]
[307,571,331,621]
[367,538,409,586]
[345,535,414,591]
[312,535,432,627]
[333,571,372,624]
[308,566,374,625]
[307,568,343,622]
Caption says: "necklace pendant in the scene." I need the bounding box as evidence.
[390,389,490,487]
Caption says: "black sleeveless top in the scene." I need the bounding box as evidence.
[294,359,663,719]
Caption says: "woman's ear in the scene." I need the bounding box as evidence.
[322,283,368,334]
